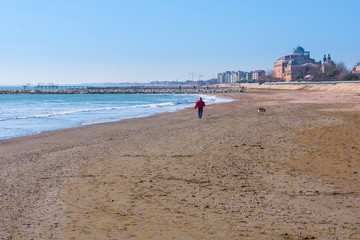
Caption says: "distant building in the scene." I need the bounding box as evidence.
[217,73,223,83]
[231,72,238,83]
[252,70,266,80]
[217,70,248,83]
[352,62,360,74]
[274,46,322,81]
[321,54,336,74]
[237,71,246,81]
[217,71,232,83]
[246,72,253,81]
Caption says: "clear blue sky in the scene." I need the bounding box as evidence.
[0,0,359,85]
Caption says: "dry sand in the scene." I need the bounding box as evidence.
[1,90,360,239]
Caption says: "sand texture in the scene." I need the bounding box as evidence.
[243,82,360,93]
[1,90,360,239]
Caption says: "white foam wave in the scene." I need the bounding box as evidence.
[0,101,178,121]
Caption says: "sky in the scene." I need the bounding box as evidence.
[0,0,359,85]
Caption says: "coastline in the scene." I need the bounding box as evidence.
[1,90,360,239]
[0,93,232,141]
[0,86,244,95]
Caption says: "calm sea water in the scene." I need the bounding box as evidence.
[0,93,231,140]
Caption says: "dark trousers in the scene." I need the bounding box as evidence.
[198,108,203,119]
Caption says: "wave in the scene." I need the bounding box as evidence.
[0,127,39,135]
[0,101,179,121]
[0,126,38,133]
[186,95,232,104]
[0,94,233,141]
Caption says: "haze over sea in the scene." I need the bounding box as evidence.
[0,92,231,140]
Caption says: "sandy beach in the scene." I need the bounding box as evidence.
[1,89,360,239]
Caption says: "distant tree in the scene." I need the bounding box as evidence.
[206,78,219,85]
[326,69,340,79]
[264,70,274,79]
[336,62,348,72]
[294,73,304,81]
[314,64,348,81]
[261,70,276,82]
[313,73,326,81]
[257,79,266,84]
[342,73,360,81]
[335,62,349,80]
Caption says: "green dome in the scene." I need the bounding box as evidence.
[294,46,304,52]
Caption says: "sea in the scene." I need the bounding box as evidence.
[0,89,232,140]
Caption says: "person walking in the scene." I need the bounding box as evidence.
[194,97,205,119]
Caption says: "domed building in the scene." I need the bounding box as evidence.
[321,54,336,74]
[274,46,322,81]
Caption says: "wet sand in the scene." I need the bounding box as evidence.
[1,90,360,239]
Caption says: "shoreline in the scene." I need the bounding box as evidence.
[1,90,360,239]
[0,94,233,141]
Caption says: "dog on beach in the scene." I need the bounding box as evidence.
[257,107,266,114]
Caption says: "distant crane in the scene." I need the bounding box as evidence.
[189,73,205,81]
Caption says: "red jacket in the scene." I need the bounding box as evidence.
[195,99,205,109]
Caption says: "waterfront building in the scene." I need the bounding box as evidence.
[231,72,238,83]
[217,70,264,83]
[246,72,253,81]
[252,70,266,80]
[217,70,247,83]
[274,46,323,81]
[225,71,232,83]
[217,71,231,83]
[217,73,223,83]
